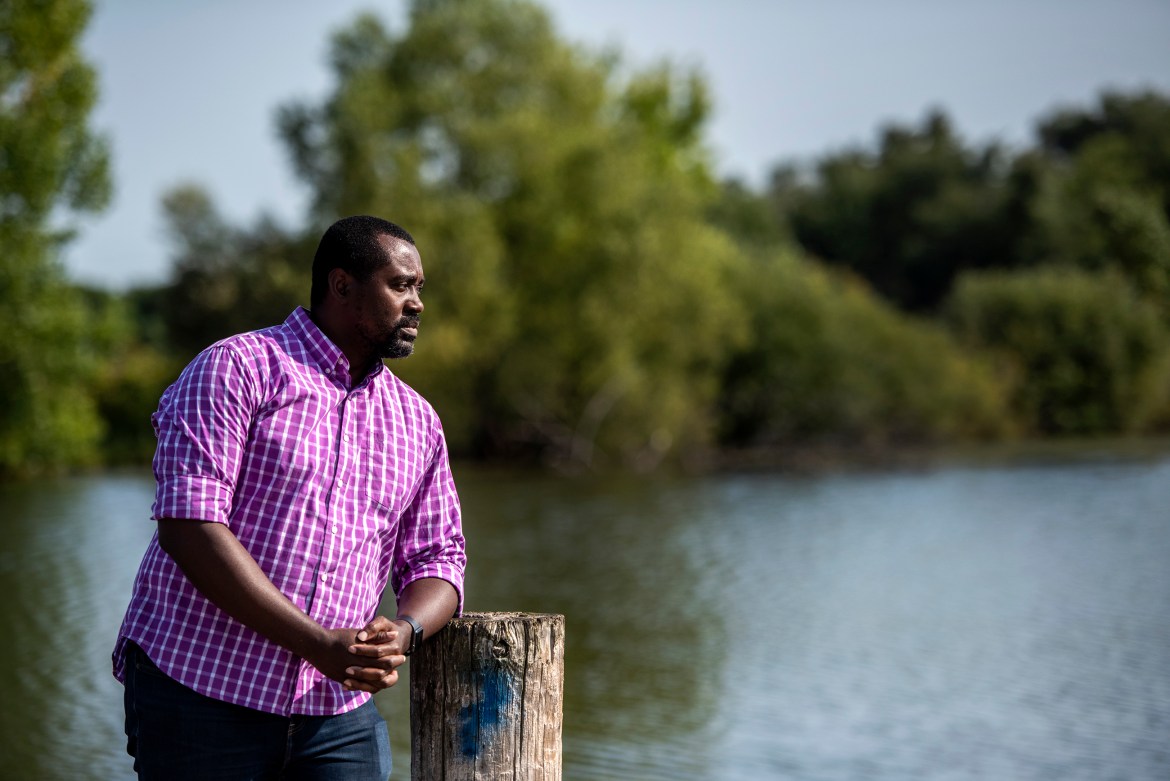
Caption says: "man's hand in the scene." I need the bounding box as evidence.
[355,615,415,650]
[345,615,413,692]
[305,623,407,694]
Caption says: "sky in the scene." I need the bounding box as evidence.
[70,0,1170,289]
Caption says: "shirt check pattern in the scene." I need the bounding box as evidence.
[113,307,466,716]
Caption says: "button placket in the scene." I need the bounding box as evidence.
[323,391,354,589]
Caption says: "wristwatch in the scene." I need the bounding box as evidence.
[397,614,424,656]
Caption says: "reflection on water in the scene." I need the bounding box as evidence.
[1,451,1169,780]
[0,473,158,781]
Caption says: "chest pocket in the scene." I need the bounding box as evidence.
[362,432,428,522]
[363,433,399,516]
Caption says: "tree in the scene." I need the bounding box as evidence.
[74,286,181,464]
[277,0,747,469]
[781,111,1021,312]
[0,0,112,475]
[1037,90,1170,218]
[1026,92,1170,305]
[706,176,790,253]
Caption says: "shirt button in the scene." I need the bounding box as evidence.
[320,573,329,583]
[342,434,351,443]
[332,524,339,535]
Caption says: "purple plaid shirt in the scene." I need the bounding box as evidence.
[113,307,466,716]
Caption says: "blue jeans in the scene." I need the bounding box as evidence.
[122,643,392,781]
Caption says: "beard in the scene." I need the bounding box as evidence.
[378,315,420,359]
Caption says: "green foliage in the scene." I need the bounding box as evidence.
[76,287,182,464]
[759,91,1170,315]
[92,343,180,463]
[0,271,104,474]
[780,111,1021,311]
[721,251,1010,448]
[0,0,111,225]
[706,177,790,252]
[1026,93,1170,301]
[0,0,111,476]
[946,268,1170,435]
[275,0,746,469]
[1037,90,1170,217]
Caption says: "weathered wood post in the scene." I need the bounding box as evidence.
[410,612,565,780]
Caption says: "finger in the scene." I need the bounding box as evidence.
[345,654,406,675]
[348,664,397,680]
[348,639,401,658]
[344,668,399,691]
[351,631,397,650]
[356,615,395,643]
[343,678,381,694]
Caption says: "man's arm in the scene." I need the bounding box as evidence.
[158,519,405,692]
[394,577,460,641]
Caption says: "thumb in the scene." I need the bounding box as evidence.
[356,614,395,642]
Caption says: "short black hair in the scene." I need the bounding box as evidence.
[310,216,416,307]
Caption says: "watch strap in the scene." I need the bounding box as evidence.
[397,614,424,655]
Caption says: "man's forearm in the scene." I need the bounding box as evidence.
[157,519,415,691]
[394,577,460,646]
[156,518,329,658]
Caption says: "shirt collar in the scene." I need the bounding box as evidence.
[285,307,385,387]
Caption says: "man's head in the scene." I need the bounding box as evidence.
[311,216,425,364]
[310,216,416,308]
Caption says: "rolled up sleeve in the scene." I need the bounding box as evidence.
[151,346,257,525]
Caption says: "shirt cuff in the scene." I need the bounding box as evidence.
[152,474,234,525]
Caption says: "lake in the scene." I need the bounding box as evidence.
[1,445,1168,779]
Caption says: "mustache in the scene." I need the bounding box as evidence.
[394,315,421,330]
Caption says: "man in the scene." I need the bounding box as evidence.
[113,216,466,780]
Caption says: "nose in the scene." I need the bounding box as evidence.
[406,287,424,315]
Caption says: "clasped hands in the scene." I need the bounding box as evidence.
[311,615,411,694]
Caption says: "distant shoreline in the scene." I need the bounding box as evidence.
[701,436,1170,476]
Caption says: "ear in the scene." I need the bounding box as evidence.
[327,268,353,301]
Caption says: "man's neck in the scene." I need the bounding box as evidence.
[308,306,376,386]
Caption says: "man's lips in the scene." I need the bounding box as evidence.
[397,319,420,340]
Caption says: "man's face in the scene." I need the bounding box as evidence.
[350,237,425,360]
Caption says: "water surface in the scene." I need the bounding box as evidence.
[1,449,1167,779]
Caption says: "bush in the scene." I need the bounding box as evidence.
[720,251,1010,448]
[93,344,182,464]
[946,267,1170,434]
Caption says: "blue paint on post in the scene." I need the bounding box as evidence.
[459,703,478,758]
[459,666,515,759]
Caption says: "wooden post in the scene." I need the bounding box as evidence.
[410,612,565,781]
